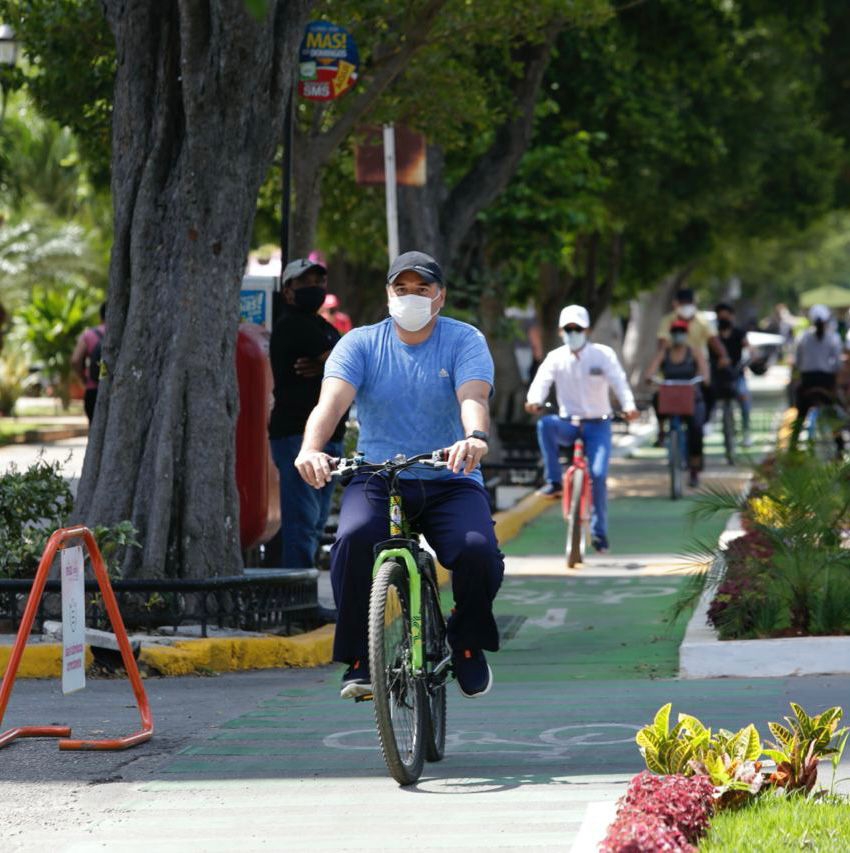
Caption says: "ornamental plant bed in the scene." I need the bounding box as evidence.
[675,451,850,641]
[601,702,849,853]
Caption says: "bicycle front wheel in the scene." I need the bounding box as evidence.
[369,559,426,786]
[668,428,683,500]
[422,574,447,763]
[566,468,586,567]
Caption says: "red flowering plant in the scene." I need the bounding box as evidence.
[600,773,715,852]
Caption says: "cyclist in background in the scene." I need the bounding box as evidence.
[644,319,709,488]
[294,251,504,701]
[789,304,843,451]
[705,302,753,448]
[654,288,729,446]
[524,304,639,555]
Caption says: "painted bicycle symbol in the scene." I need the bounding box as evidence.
[324,722,640,760]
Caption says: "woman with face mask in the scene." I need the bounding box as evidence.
[644,319,710,487]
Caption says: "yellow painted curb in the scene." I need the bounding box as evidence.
[494,491,551,544]
[138,624,335,677]
[0,644,94,679]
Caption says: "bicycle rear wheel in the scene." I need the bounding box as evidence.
[421,573,447,763]
[668,428,683,500]
[722,400,735,465]
[566,468,586,567]
[369,560,426,786]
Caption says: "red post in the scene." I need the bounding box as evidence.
[0,526,154,751]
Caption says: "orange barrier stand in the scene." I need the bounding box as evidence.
[0,526,153,751]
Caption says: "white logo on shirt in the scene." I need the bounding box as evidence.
[439,368,449,378]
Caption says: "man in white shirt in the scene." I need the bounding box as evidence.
[525,305,639,553]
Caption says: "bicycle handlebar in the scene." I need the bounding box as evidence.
[329,449,450,480]
[647,376,704,386]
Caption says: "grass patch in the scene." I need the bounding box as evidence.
[700,794,850,852]
[0,420,56,445]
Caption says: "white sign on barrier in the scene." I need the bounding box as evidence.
[61,546,86,694]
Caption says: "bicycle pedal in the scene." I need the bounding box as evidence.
[354,692,374,703]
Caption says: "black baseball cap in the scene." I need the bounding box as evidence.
[387,251,443,286]
[675,287,694,304]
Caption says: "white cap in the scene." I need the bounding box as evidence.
[808,304,831,323]
[558,304,590,329]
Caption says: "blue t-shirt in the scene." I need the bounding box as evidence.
[324,316,494,482]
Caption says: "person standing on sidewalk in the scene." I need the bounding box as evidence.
[524,304,639,554]
[269,257,346,568]
[70,302,106,423]
[294,250,504,701]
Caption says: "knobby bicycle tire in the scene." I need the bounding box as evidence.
[722,401,735,465]
[422,573,447,763]
[668,428,683,500]
[566,468,586,567]
[368,560,426,786]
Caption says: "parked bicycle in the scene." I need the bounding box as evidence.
[331,450,452,786]
[650,376,704,500]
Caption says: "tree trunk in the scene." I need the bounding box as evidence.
[74,0,311,579]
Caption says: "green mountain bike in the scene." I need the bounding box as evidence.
[333,450,453,786]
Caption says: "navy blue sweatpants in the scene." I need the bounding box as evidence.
[330,473,505,664]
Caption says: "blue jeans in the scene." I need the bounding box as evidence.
[537,415,612,544]
[270,435,343,568]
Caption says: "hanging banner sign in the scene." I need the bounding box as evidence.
[61,546,86,694]
[298,20,359,101]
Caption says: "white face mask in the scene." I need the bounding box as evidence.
[388,292,440,332]
[563,331,587,350]
[677,304,696,320]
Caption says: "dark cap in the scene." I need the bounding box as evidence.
[282,258,326,285]
[675,287,694,304]
[387,251,443,286]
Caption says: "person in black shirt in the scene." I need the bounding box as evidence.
[706,302,752,447]
[269,258,346,567]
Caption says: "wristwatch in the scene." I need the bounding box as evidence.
[467,430,489,444]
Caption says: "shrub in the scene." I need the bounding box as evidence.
[601,772,715,852]
[601,806,695,853]
[620,772,715,843]
[0,457,74,578]
[0,458,139,579]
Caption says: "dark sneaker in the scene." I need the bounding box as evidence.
[591,537,609,554]
[536,482,562,499]
[340,659,372,699]
[688,471,700,488]
[453,649,493,698]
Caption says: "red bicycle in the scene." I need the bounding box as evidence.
[562,425,592,568]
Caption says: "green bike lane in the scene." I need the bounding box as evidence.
[13,394,849,851]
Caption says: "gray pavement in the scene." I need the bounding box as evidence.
[2,668,848,851]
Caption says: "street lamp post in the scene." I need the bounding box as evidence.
[0,24,19,127]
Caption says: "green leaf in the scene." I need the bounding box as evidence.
[653,703,672,739]
[742,725,763,762]
[763,748,789,765]
[768,722,794,752]
[678,713,708,738]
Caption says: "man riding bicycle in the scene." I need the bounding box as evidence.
[524,304,638,554]
[294,251,504,701]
